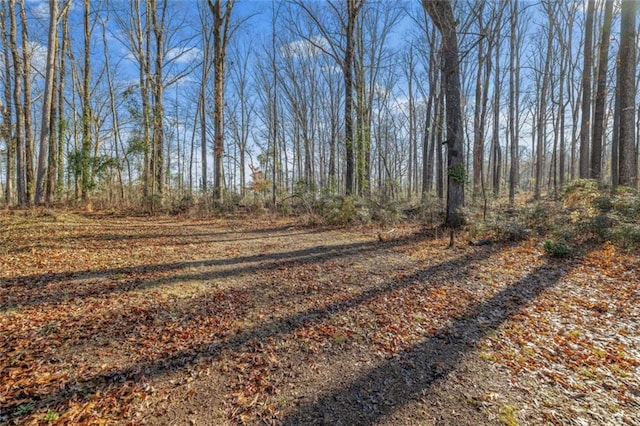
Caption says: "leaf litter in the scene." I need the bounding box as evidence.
[0,213,638,425]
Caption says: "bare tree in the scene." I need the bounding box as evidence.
[227,38,255,196]
[579,0,595,178]
[616,0,638,188]
[208,0,234,203]
[508,0,521,205]
[534,1,555,200]
[590,0,613,181]
[7,0,25,204]
[422,1,465,234]
[79,0,92,203]
[0,2,14,204]
[471,2,489,200]
[17,0,34,204]
[35,0,70,204]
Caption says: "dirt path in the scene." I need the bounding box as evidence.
[1,213,638,425]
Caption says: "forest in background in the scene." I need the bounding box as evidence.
[0,0,638,223]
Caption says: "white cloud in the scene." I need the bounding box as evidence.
[166,46,202,65]
[27,1,49,20]
[281,36,329,60]
[27,41,48,78]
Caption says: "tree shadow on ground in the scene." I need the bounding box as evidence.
[280,258,579,425]
[1,243,502,420]
[5,225,325,253]
[1,232,429,308]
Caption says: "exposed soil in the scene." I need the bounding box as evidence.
[1,212,638,425]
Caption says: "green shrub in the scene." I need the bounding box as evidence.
[315,195,366,226]
[611,195,640,220]
[563,179,600,210]
[522,203,553,234]
[593,196,613,213]
[543,239,572,258]
[611,225,640,251]
[492,221,530,242]
[370,199,404,225]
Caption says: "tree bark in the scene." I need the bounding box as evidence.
[508,0,519,205]
[209,0,234,204]
[423,1,465,229]
[579,0,595,178]
[19,0,34,204]
[344,0,362,195]
[8,0,25,205]
[0,2,14,204]
[617,0,638,187]
[35,0,59,204]
[590,0,613,180]
[535,2,554,200]
[80,0,92,203]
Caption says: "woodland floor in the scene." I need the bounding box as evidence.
[0,212,638,425]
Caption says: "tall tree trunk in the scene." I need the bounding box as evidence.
[0,2,14,204]
[423,1,465,229]
[579,0,595,178]
[535,5,554,200]
[271,0,279,206]
[421,35,437,198]
[344,0,362,195]
[355,19,368,196]
[80,0,92,203]
[56,11,70,199]
[199,41,208,193]
[19,0,33,204]
[8,0,25,205]
[590,0,613,180]
[435,88,444,202]
[491,15,502,198]
[102,14,125,202]
[45,31,58,204]
[150,0,166,200]
[508,0,519,205]
[472,4,485,200]
[617,0,638,187]
[209,0,234,204]
[35,0,59,204]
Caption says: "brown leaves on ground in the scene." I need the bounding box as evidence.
[0,213,638,425]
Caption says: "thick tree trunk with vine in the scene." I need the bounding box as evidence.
[19,0,34,204]
[80,0,92,203]
[0,1,14,204]
[209,0,234,204]
[343,0,359,196]
[423,1,465,230]
[150,0,166,200]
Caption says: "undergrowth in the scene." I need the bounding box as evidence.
[466,180,639,252]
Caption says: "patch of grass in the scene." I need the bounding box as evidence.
[40,410,59,422]
[567,328,583,338]
[479,351,499,362]
[578,367,598,379]
[498,404,519,426]
[13,403,35,417]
